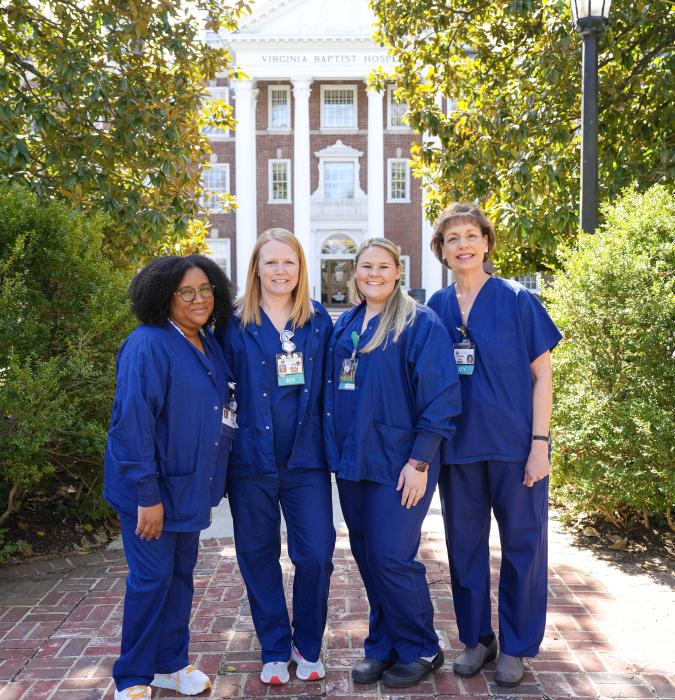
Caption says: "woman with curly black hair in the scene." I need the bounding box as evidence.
[104,255,235,700]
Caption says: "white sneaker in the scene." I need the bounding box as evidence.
[260,660,290,685]
[114,687,151,700]
[291,644,325,681]
[151,665,211,695]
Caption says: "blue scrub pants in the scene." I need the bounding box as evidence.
[113,515,199,691]
[337,463,442,665]
[227,468,335,663]
[438,460,548,657]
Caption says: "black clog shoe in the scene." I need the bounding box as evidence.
[381,650,445,688]
[352,657,396,684]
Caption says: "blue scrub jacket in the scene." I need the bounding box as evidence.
[216,301,333,476]
[104,324,234,531]
[428,277,563,464]
[324,303,462,485]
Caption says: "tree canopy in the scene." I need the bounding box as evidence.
[0,0,248,263]
[371,0,674,273]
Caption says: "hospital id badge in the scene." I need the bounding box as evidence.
[339,357,358,390]
[222,407,238,429]
[453,339,476,375]
[276,352,305,386]
[223,382,238,429]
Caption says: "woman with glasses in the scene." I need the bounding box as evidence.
[216,228,335,686]
[104,255,234,700]
[427,203,562,687]
[324,238,461,688]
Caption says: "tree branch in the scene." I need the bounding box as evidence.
[0,482,19,527]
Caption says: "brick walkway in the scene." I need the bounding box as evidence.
[0,529,673,700]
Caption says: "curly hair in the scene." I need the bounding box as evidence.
[128,255,234,330]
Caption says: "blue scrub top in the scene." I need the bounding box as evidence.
[324,302,462,485]
[332,304,377,457]
[258,309,309,468]
[428,276,563,464]
[103,324,234,532]
[217,301,333,477]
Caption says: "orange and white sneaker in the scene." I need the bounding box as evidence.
[114,686,151,700]
[291,644,325,681]
[151,665,211,695]
[260,660,290,685]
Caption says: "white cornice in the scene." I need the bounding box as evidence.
[226,35,375,45]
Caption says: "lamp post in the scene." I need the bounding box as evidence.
[571,0,611,233]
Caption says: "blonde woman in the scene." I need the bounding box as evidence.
[216,229,335,686]
[323,238,461,688]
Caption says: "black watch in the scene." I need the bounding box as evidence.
[532,434,551,443]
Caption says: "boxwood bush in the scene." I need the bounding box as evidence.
[545,185,675,529]
[0,182,134,526]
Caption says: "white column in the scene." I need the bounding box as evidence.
[292,78,313,295]
[367,86,384,238]
[421,92,444,296]
[233,78,257,294]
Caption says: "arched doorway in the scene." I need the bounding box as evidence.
[320,233,357,308]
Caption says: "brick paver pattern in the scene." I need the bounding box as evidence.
[0,532,673,699]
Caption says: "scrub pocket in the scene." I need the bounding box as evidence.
[476,332,518,368]
[373,421,415,481]
[161,474,200,521]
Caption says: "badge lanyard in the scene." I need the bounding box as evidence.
[453,325,476,376]
[339,330,360,390]
[276,329,305,386]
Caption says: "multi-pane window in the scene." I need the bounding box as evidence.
[399,255,411,290]
[268,86,290,130]
[387,85,408,129]
[512,274,541,292]
[388,159,410,202]
[202,87,229,138]
[324,162,355,199]
[269,159,291,202]
[321,86,357,129]
[200,164,229,211]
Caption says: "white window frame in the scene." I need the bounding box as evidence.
[511,273,541,293]
[387,84,410,131]
[267,85,291,131]
[206,238,232,279]
[202,87,230,140]
[200,163,230,212]
[320,85,358,131]
[387,158,411,203]
[399,255,411,291]
[323,161,356,200]
[268,159,292,203]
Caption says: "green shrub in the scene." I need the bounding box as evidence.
[0,182,134,524]
[545,185,675,528]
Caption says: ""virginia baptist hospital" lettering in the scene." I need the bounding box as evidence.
[260,54,395,64]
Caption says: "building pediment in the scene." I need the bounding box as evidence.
[314,140,364,159]
[237,0,377,38]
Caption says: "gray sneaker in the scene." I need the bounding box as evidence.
[452,637,498,677]
[495,653,524,687]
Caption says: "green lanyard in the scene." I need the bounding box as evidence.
[350,330,359,360]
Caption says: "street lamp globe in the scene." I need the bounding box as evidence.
[571,0,612,33]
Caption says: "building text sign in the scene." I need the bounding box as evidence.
[241,51,399,76]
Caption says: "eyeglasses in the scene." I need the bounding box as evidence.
[173,283,215,302]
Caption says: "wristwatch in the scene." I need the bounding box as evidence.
[409,459,430,473]
[532,434,551,443]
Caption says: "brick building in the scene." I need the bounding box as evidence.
[201,0,448,306]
